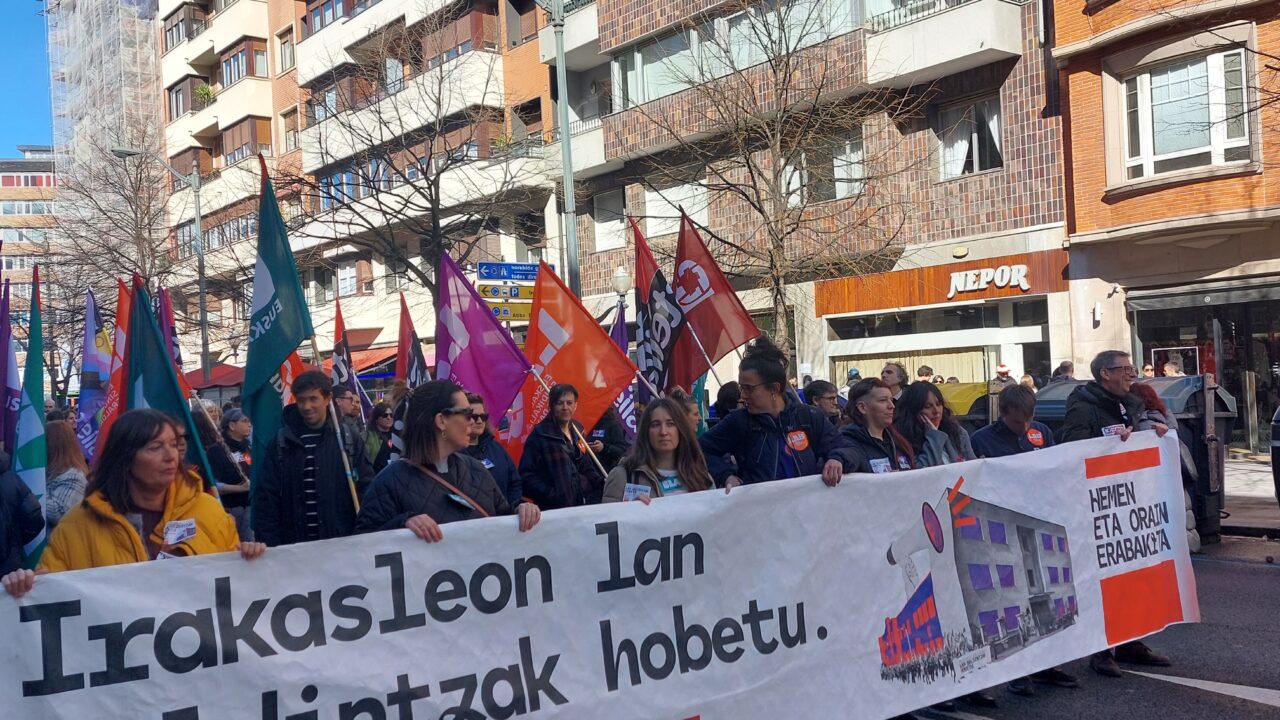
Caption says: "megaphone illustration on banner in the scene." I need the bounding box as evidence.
[886,500,948,595]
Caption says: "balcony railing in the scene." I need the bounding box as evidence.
[190,20,208,38]
[548,115,602,142]
[867,0,977,33]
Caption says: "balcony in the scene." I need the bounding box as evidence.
[215,77,274,130]
[300,51,505,174]
[199,0,270,57]
[166,152,277,226]
[547,116,619,178]
[864,0,1024,89]
[537,1,606,70]
[166,97,220,155]
[297,0,454,86]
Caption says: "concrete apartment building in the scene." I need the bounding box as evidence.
[0,147,56,366]
[557,0,1071,386]
[1055,0,1280,449]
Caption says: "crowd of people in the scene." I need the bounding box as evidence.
[0,341,1181,718]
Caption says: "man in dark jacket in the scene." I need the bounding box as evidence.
[462,393,523,507]
[971,385,1057,458]
[0,458,43,574]
[699,394,851,486]
[254,370,374,546]
[586,408,629,472]
[1058,350,1171,678]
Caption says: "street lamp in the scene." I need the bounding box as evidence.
[111,146,211,386]
[532,0,581,296]
[610,266,631,297]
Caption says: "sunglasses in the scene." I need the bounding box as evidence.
[440,407,475,419]
[468,413,490,422]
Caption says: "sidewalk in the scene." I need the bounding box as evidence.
[1223,459,1279,538]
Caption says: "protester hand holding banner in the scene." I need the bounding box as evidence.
[1,433,1196,719]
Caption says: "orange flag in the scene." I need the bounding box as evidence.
[96,279,133,456]
[502,262,637,464]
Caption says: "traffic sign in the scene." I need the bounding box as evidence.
[487,301,532,321]
[477,262,551,282]
[477,284,535,300]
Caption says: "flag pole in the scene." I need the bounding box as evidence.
[187,394,226,498]
[686,325,724,386]
[635,371,662,399]
[309,335,361,512]
[530,368,610,478]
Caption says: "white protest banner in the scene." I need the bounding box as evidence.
[1,433,1197,719]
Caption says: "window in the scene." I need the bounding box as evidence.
[988,520,1007,545]
[1048,566,1060,584]
[385,256,409,292]
[176,222,198,259]
[1062,567,1072,584]
[0,201,52,215]
[309,0,340,35]
[336,259,374,297]
[967,563,993,590]
[1057,536,1067,553]
[1054,598,1065,617]
[1002,606,1021,633]
[939,95,1003,179]
[644,183,706,236]
[996,564,1016,588]
[278,31,295,72]
[384,57,405,93]
[254,48,269,77]
[976,610,999,640]
[282,110,299,152]
[0,174,53,187]
[313,267,335,303]
[783,132,861,206]
[1040,532,1053,551]
[0,229,48,245]
[310,86,338,123]
[164,13,187,52]
[168,86,186,119]
[641,31,695,102]
[592,189,626,252]
[1123,49,1250,180]
[222,48,247,85]
[957,514,983,541]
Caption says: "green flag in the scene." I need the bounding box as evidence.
[244,159,313,485]
[126,280,218,491]
[16,268,47,566]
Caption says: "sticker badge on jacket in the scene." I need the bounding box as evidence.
[869,457,892,474]
[1026,428,1045,447]
[482,457,496,469]
[786,430,810,452]
[163,519,197,546]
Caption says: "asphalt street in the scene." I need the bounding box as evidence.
[916,536,1280,720]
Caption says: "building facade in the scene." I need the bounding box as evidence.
[0,146,57,393]
[1055,0,1280,449]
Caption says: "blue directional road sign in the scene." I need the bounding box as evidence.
[476,262,554,282]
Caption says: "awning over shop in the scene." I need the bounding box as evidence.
[1125,277,1280,311]
[185,363,244,390]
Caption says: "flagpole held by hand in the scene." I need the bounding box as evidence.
[530,368,609,478]
[309,336,361,513]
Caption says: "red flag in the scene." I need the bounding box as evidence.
[670,213,760,390]
[395,293,430,386]
[279,351,306,406]
[632,218,686,396]
[332,299,373,419]
[97,279,133,455]
[157,288,194,397]
[501,262,637,464]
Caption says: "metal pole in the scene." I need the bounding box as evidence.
[191,171,211,386]
[550,0,581,295]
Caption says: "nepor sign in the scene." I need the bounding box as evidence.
[947,264,1031,300]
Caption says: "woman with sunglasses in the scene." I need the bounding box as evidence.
[699,336,850,491]
[604,397,713,502]
[461,392,523,508]
[519,383,607,508]
[355,380,540,542]
[364,402,396,473]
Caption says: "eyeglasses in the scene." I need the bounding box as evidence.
[440,407,474,419]
[1142,366,1154,372]
[1106,365,1138,376]
[468,413,490,423]
[738,383,760,394]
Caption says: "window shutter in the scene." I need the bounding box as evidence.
[357,258,373,294]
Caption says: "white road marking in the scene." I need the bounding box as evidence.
[1128,671,1280,708]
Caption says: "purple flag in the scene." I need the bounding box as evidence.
[609,299,638,440]
[435,254,530,418]
[0,281,21,452]
[75,289,111,460]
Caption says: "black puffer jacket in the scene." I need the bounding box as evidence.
[1058,382,1145,442]
[355,454,512,532]
[698,397,851,485]
[253,405,374,546]
[832,423,912,475]
[519,416,605,509]
[0,468,44,574]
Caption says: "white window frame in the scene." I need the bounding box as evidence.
[1121,48,1250,181]
[277,31,295,72]
[592,189,627,252]
[645,183,707,236]
[938,94,1003,180]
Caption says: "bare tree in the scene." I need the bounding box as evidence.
[614,0,930,350]
[279,0,554,297]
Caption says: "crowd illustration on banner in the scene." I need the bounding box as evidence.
[0,160,1193,720]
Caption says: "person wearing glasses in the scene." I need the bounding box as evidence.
[356,381,539,542]
[698,336,851,491]
[1059,350,1170,678]
[1141,363,1156,378]
[519,383,608,509]
[802,379,842,425]
[461,392,523,508]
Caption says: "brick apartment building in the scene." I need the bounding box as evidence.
[1054,0,1280,449]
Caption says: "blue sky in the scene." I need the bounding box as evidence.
[0,2,52,158]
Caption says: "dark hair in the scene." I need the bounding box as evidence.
[1090,351,1130,382]
[916,365,934,377]
[465,392,485,406]
[739,335,788,395]
[667,387,699,415]
[1130,382,1168,417]
[191,405,222,448]
[85,409,182,515]
[402,379,465,465]
[371,402,393,421]
[894,382,965,453]
[45,410,67,423]
[803,380,838,405]
[997,384,1037,416]
[331,385,353,400]
[883,362,909,388]
[544,384,579,422]
[843,379,916,466]
[713,381,740,418]
[623,397,712,492]
[292,370,332,398]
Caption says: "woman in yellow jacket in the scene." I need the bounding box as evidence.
[2,409,265,597]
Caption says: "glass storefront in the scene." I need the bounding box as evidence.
[1132,299,1280,450]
